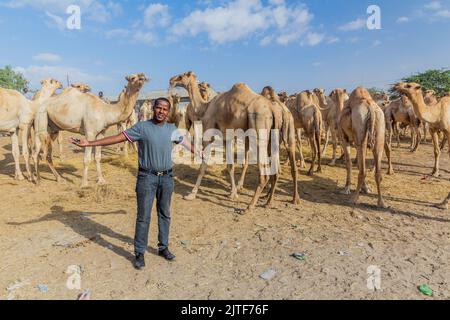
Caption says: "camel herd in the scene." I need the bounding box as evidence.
[1,70,450,212]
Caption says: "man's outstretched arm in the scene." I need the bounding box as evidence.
[70,133,127,148]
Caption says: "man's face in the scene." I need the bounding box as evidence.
[153,101,170,123]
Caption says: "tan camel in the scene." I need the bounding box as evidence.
[0,79,62,180]
[169,71,300,212]
[314,88,349,165]
[167,94,183,127]
[185,82,211,132]
[71,83,91,93]
[33,73,148,186]
[395,82,450,177]
[287,90,323,175]
[116,108,138,156]
[139,100,153,121]
[339,87,386,208]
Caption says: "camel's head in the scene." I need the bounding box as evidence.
[261,86,277,101]
[198,82,210,100]
[425,89,435,97]
[40,78,63,90]
[171,93,181,105]
[394,82,422,96]
[313,88,327,103]
[125,73,149,90]
[330,88,348,102]
[277,91,288,103]
[169,71,197,89]
[298,90,317,107]
[71,83,91,93]
[401,94,412,107]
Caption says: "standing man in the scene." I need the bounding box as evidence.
[71,97,200,270]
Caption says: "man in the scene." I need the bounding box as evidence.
[71,97,200,270]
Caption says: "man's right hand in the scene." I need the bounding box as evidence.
[70,137,90,148]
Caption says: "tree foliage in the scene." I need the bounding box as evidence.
[390,69,450,98]
[0,65,29,93]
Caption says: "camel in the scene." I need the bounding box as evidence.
[371,91,390,108]
[139,100,153,121]
[185,82,211,132]
[314,88,349,165]
[0,79,62,181]
[167,94,183,127]
[339,87,386,208]
[395,82,450,177]
[169,71,300,212]
[115,108,138,156]
[384,95,421,152]
[32,73,148,186]
[286,90,323,175]
[53,83,93,161]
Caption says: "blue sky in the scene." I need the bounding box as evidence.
[0,0,449,97]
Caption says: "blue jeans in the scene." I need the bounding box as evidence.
[134,170,174,255]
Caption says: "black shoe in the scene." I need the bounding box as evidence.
[158,248,175,261]
[134,253,145,270]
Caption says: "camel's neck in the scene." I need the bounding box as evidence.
[32,87,56,103]
[407,92,440,124]
[104,88,140,127]
[186,81,208,118]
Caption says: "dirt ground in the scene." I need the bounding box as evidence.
[1,129,449,300]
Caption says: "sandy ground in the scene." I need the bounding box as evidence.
[0,129,449,300]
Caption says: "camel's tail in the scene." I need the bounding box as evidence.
[367,104,377,149]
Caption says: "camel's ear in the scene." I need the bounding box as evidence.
[40,80,45,85]
[415,84,422,90]
[343,89,347,94]
[125,75,133,82]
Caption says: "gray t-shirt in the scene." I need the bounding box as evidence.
[123,120,184,172]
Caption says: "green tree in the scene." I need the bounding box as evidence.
[390,69,450,98]
[0,65,29,93]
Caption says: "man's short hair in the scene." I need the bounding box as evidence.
[153,97,172,110]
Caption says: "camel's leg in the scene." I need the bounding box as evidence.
[342,139,352,195]
[245,173,270,213]
[315,126,322,173]
[329,127,338,166]
[236,148,250,192]
[263,174,279,208]
[307,136,316,176]
[95,133,106,185]
[296,129,306,168]
[374,129,386,208]
[286,139,300,205]
[57,132,65,161]
[227,163,238,200]
[20,125,32,181]
[440,135,447,151]
[395,123,401,148]
[46,133,64,182]
[11,129,25,181]
[81,133,95,188]
[430,130,441,177]
[422,122,428,143]
[322,127,330,156]
[353,141,368,206]
[32,131,45,184]
[384,139,394,175]
[184,141,212,201]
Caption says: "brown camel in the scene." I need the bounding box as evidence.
[33,73,148,186]
[339,87,386,208]
[314,88,349,165]
[167,94,183,128]
[395,82,450,177]
[170,71,300,212]
[287,90,323,175]
[185,82,211,132]
[139,100,153,121]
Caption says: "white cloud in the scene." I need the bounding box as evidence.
[33,53,62,62]
[45,11,66,30]
[424,1,442,10]
[338,18,366,31]
[171,0,314,46]
[436,9,450,18]
[396,16,410,23]
[304,32,324,46]
[105,28,130,39]
[144,3,171,28]
[312,62,321,67]
[133,31,156,45]
[347,37,360,43]
[14,64,109,89]
[372,40,382,47]
[327,37,340,44]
